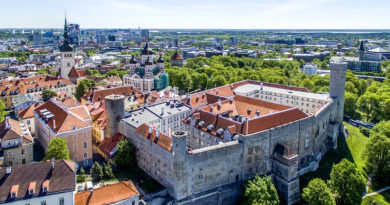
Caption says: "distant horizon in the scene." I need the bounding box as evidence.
[2,0,390,29]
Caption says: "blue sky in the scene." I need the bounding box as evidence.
[1,0,389,29]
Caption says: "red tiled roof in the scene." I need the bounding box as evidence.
[135,123,172,152]
[17,103,44,119]
[68,67,87,78]
[0,118,33,143]
[171,51,184,61]
[86,86,141,102]
[34,100,90,134]
[75,181,139,205]
[98,133,125,157]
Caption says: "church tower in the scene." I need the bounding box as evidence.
[60,16,75,80]
[358,41,365,61]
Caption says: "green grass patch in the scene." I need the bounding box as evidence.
[300,122,369,191]
[362,190,390,205]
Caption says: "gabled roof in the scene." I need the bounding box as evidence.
[135,123,172,152]
[68,67,87,78]
[17,103,44,119]
[0,160,75,203]
[98,133,125,157]
[0,118,33,144]
[75,181,139,205]
[34,100,90,134]
[171,50,184,61]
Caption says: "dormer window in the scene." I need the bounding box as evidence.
[28,181,36,195]
[42,180,49,193]
[10,185,18,198]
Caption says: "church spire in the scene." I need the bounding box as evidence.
[60,14,74,52]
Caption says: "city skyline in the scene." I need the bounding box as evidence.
[1,0,390,29]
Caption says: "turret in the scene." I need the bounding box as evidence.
[171,131,188,200]
[329,61,347,132]
[104,94,125,138]
[359,41,365,61]
[129,55,137,75]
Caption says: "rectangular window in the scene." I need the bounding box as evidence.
[27,120,30,125]
[22,159,26,164]
[21,149,26,155]
[59,197,64,205]
[83,142,87,149]
[84,153,88,159]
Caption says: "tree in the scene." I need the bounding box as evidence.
[244,175,279,205]
[302,178,336,205]
[328,159,365,205]
[90,162,103,182]
[114,139,136,168]
[371,120,390,138]
[357,93,382,122]
[37,69,48,74]
[363,134,390,185]
[344,92,358,118]
[103,162,114,179]
[0,100,8,123]
[44,138,70,161]
[76,168,87,183]
[87,69,101,77]
[42,89,58,102]
[75,79,95,101]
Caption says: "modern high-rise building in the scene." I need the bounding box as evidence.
[141,29,149,42]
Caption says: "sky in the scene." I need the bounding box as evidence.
[1,0,390,29]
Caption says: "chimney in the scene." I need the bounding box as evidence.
[51,158,55,170]
[260,82,263,91]
[156,131,160,138]
[6,166,11,174]
[53,120,56,129]
[148,127,152,135]
[217,99,221,108]
[161,107,165,115]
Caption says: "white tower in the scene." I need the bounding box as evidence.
[60,17,75,79]
[329,61,347,132]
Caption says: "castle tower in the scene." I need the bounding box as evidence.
[104,94,125,138]
[171,131,188,200]
[329,61,347,132]
[171,50,184,67]
[60,16,75,80]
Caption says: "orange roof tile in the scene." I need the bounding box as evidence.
[17,103,44,119]
[135,123,172,152]
[75,181,139,205]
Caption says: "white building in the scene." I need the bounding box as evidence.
[302,63,318,76]
[0,160,76,205]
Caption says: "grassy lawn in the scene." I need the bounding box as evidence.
[300,122,369,192]
[362,190,390,205]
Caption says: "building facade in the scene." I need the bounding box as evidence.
[0,118,34,167]
[118,61,347,205]
[34,100,93,168]
[122,44,169,92]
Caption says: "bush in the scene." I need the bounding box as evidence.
[90,162,103,182]
[103,162,114,179]
[76,168,87,183]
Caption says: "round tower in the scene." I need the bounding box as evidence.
[329,61,347,132]
[171,131,188,200]
[104,94,125,138]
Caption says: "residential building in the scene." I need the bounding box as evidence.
[0,160,76,205]
[121,99,191,136]
[17,103,43,135]
[75,181,139,205]
[302,63,318,76]
[34,100,93,168]
[0,118,34,167]
[0,75,75,109]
